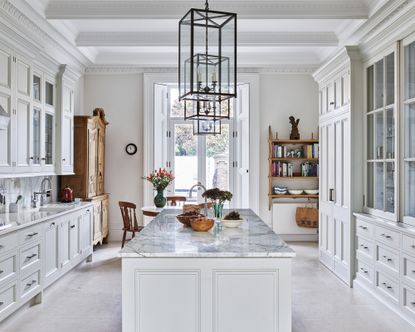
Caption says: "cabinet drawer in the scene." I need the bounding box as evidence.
[375,270,399,304]
[375,226,400,249]
[0,282,17,315]
[402,285,415,317]
[357,236,374,259]
[0,251,17,286]
[20,243,40,273]
[403,255,415,287]
[403,235,415,257]
[0,232,18,255]
[20,269,40,299]
[356,259,373,284]
[19,224,41,245]
[356,219,374,238]
[376,245,399,275]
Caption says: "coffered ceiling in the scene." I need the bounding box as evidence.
[19,0,395,69]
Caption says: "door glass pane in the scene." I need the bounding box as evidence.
[375,162,384,210]
[33,107,41,165]
[406,103,415,158]
[385,162,394,213]
[367,65,374,112]
[174,123,198,201]
[367,162,374,208]
[170,88,184,118]
[385,53,394,106]
[45,113,53,165]
[405,161,415,217]
[33,75,41,102]
[206,124,230,191]
[407,41,415,100]
[385,108,395,159]
[375,111,384,159]
[375,59,384,109]
[45,82,53,106]
[367,113,374,159]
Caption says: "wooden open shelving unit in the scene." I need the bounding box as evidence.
[268,126,320,209]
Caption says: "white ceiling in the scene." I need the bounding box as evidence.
[24,0,390,68]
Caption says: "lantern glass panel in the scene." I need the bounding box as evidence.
[179,10,192,99]
[193,119,221,135]
[221,15,236,97]
[184,99,230,120]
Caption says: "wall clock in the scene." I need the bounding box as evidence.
[125,143,137,155]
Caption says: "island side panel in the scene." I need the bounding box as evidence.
[122,257,292,332]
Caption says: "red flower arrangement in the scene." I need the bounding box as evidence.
[144,168,175,191]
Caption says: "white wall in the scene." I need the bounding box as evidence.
[82,72,318,241]
[259,74,319,240]
[83,74,144,241]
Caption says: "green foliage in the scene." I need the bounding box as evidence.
[202,188,233,203]
[223,211,241,220]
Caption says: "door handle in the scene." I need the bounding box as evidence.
[329,189,335,202]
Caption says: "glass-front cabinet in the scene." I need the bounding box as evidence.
[365,47,397,220]
[403,35,415,225]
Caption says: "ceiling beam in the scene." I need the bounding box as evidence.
[46,1,369,20]
[76,31,338,47]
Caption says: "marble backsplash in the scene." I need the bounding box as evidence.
[0,176,58,212]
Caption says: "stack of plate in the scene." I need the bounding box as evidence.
[273,186,288,195]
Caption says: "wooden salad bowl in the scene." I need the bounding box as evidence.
[176,213,204,227]
[190,217,215,232]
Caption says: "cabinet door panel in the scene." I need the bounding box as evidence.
[93,202,102,245]
[62,114,73,169]
[102,198,108,239]
[44,220,59,284]
[0,93,12,167]
[0,50,11,89]
[16,59,30,96]
[80,209,92,253]
[69,217,80,260]
[88,126,97,198]
[16,99,30,167]
[59,219,71,270]
[97,128,105,195]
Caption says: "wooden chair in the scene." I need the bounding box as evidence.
[119,201,144,248]
[167,196,187,206]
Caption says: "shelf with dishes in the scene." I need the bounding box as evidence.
[268,126,319,209]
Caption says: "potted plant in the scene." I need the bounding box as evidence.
[202,188,232,218]
[221,210,244,228]
[144,168,174,208]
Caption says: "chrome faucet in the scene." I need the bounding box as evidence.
[32,177,53,208]
[188,182,208,216]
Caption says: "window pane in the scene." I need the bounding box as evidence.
[367,162,374,208]
[375,59,384,109]
[385,108,395,159]
[45,113,54,165]
[367,113,374,159]
[33,107,41,165]
[375,162,384,210]
[206,124,230,191]
[386,53,394,106]
[170,88,184,118]
[406,103,415,159]
[407,41,415,100]
[174,123,198,201]
[405,161,415,217]
[33,75,41,102]
[45,82,53,106]
[367,66,374,112]
[385,162,394,213]
[375,111,384,159]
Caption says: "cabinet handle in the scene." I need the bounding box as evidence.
[70,225,76,229]
[360,244,368,249]
[86,210,90,213]
[62,158,66,161]
[26,280,36,287]
[381,234,391,239]
[359,225,368,230]
[27,232,38,237]
[360,268,368,274]
[50,222,55,227]
[41,157,46,161]
[329,102,335,105]
[26,253,37,260]
[411,245,415,249]
[382,256,392,262]
[0,245,3,249]
[29,156,34,160]
[411,302,415,306]
[0,301,3,306]
[329,188,335,202]
[0,270,3,274]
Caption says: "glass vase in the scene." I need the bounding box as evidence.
[154,189,166,208]
[213,203,224,219]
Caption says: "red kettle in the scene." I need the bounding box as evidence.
[61,185,74,203]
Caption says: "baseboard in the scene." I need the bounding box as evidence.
[279,234,318,242]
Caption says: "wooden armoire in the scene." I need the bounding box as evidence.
[60,108,109,245]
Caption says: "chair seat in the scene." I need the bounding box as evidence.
[123,225,144,232]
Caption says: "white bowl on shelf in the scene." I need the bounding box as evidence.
[221,218,243,228]
[304,189,319,195]
[288,189,304,195]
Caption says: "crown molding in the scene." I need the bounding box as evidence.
[46,0,368,20]
[76,31,338,48]
[0,0,89,74]
[85,64,318,75]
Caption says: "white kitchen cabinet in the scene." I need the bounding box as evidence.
[314,46,364,286]
[69,215,80,261]
[56,65,75,175]
[44,218,59,287]
[59,216,71,273]
[80,207,93,255]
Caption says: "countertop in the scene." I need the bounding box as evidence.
[0,202,94,236]
[120,208,296,258]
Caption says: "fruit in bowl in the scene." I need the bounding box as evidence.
[221,211,243,228]
[190,217,215,232]
[176,211,204,227]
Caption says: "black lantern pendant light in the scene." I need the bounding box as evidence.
[178,0,237,135]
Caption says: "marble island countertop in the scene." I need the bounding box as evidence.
[0,202,94,235]
[121,209,296,258]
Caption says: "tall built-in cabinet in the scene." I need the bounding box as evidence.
[0,42,75,177]
[60,109,109,245]
[313,47,364,286]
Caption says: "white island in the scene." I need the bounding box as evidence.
[120,209,295,332]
